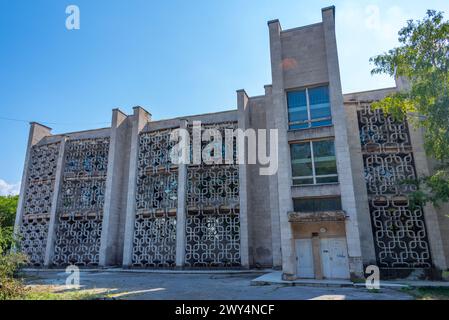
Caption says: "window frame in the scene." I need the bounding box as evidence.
[290,139,338,186]
[293,196,342,213]
[287,85,332,130]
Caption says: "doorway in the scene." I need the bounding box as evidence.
[320,237,350,279]
[295,239,314,278]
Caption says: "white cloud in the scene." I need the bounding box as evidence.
[0,179,21,196]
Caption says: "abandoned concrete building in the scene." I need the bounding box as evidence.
[15,6,449,280]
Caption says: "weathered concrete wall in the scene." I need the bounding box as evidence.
[292,222,346,239]
[246,96,273,267]
[344,101,377,266]
[280,23,329,90]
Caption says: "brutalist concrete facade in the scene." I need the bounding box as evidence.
[15,6,449,280]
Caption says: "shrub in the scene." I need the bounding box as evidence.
[0,195,28,300]
[0,252,28,300]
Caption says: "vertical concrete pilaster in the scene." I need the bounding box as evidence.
[408,125,447,270]
[268,19,296,279]
[237,89,250,268]
[175,120,188,268]
[345,103,377,265]
[14,123,53,244]
[265,84,282,269]
[122,106,151,267]
[100,109,131,267]
[322,6,364,277]
[44,138,66,267]
[395,77,447,270]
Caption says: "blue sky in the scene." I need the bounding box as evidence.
[1,0,449,194]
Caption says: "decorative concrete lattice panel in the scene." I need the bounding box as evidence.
[20,142,60,266]
[133,211,177,267]
[358,105,431,268]
[185,207,240,267]
[52,138,109,266]
[132,129,178,268]
[185,122,241,268]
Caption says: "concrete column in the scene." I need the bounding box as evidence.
[268,19,296,279]
[175,119,188,268]
[407,126,447,271]
[122,106,151,267]
[100,109,132,267]
[345,102,377,265]
[396,78,447,271]
[408,125,447,270]
[44,138,66,267]
[312,235,323,280]
[265,84,282,269]
[322,6,364,278]
[14,123,53,241]
[237,89,250,268]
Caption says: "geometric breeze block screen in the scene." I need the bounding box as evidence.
[358,105,431,268]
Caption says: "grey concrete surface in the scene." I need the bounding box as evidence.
[24,271,413,300]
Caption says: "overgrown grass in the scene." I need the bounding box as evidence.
[0,252,29,300]
[22,288,108,300]
[401,287,449,300]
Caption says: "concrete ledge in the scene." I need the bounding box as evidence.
[22,268,272,275]
[251,272,449,289]
[251,272,353,287]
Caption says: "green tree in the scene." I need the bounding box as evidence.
[0,195,19,254]
[0,195,19,228]
[370,10,449,208]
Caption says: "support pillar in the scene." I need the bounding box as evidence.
[265,84,282,269]
[175,119,188,268]
[267,20,296,279]
[100,109,132,267]
[396,77,447,271]
[44,138,66,267]
[122,106,151,267]
[237,89,250,269]
[322,6,364,278]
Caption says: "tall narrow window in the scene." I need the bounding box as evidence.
[287,85,332,130]
[291,140,338,185]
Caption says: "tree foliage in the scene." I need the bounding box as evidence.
[0,195,18,228]
[0,196,27,300]
[370,10,449,208]
[0,195,19,254]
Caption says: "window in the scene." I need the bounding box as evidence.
[291,140,338,185]
[287,85,332,130]
[293,197,342,213]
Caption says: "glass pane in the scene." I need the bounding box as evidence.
[313,140,337,176]
[294,197,342,212]
[293,199,315,212]
[317,197,342,211]
[289,123,309,130]
[291,143,313,178]
[287,90,308,128]
[293,178,314,186]
[316,176,339,184]
[309,86,331,123]
[311,119,332,128]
